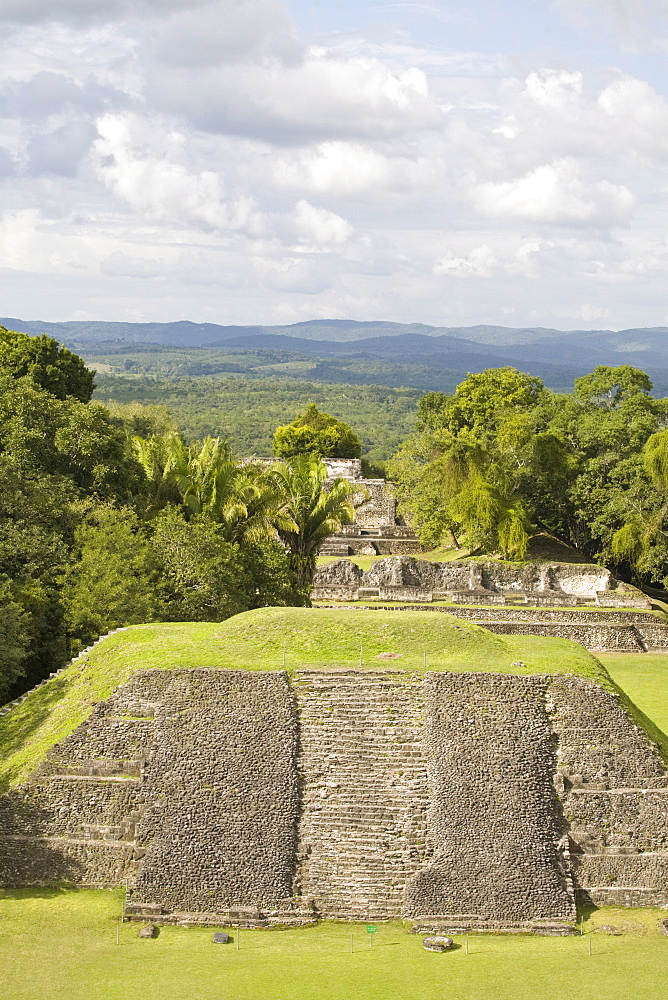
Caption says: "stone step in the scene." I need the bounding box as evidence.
[42,759,142,778]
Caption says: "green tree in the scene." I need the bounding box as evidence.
[270,455,355,589]
[149,507,249,621]
[239,540,310,608]
[573,364,653,408]
[0,576,30,699]
[133,433,291,544]
[0,374,145,501]
[273,403,361,459]
[0,326,94,402]
[61,504,159,649]
[104,400,177,439]
[0,456,75,690]
[388,369,561,559]
[547,366,668,561]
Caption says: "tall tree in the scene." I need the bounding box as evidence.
[60,504,159,649]
[270,455,355,588]
[0,576,30,699]
[149,507,249,622]
[273,403,362,459]
[0,326,94,402]
[388,369,563,559]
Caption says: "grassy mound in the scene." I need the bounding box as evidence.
[0,607,618,789]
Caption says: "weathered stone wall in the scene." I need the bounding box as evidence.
[312,556,630,604]
[314,602,668,652]
[0,670,168,887]
[348,480,396,528]
[2,665,667,929]
[404,674,575,924]
[480,621,645,651]
[128,670,299,917]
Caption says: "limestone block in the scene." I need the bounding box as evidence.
[423,935,453,952]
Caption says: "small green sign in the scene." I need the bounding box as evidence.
[367,925,377,934]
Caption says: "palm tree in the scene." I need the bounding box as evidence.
[133,433,291,546]
[132,431,189,515]
[269,455,355,589]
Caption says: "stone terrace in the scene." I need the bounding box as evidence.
[2,664,667,930]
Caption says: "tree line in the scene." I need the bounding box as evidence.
[0,328,356,700]
[388,365,668,582]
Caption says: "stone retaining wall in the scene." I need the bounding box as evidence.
[313,557,650,609]
[128,670,299,916]
[318,604,668,652]
[548,674,668,908]
[1,666,667,929]
[404,674,575,923]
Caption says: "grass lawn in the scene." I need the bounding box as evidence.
[316,545,466,571]
[0,608,607,789]
[599,651,668,736]
[1,888,667,1000]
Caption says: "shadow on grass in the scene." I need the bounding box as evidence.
[0,675,70,792]
[0,885,88,902]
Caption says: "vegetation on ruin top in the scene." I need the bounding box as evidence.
[0,607,614,789]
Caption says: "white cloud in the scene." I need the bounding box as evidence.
[93,113,262,232]
[474,160,636,225]
[293,199,354,250]
[434,244,497,277]
[522,69,583,109]
[146,48,439,143]
[272,141,439,198]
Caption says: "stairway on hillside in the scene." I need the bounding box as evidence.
[548,674,668,907]
[293,670,429,920]
[0,673,170,887]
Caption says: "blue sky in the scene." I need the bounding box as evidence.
[1,0,668,330]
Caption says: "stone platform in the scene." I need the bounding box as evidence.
[2,667,667,930]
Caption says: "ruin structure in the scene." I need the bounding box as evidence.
[1,665,667,932]
[247,458,423,556]
[311,557,668,652]
[313,555,650,607]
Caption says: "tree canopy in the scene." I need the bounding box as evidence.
[389,364,668,574]
[0,326,94,403]
[273,402,361,459]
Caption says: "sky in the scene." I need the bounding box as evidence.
[1,0,668,329]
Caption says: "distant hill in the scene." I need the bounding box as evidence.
[4,317,668,395]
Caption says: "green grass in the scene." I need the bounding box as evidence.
[1,888,668,1000]
[599,651,668,737]
[0,608,607,789]
[316,545,467,571]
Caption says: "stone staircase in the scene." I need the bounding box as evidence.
[0,673,167,887]
[293,670,429,920]
[548,674,668,907]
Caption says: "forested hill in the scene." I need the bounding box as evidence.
[6,318,668,396]
[4,316,668,349]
